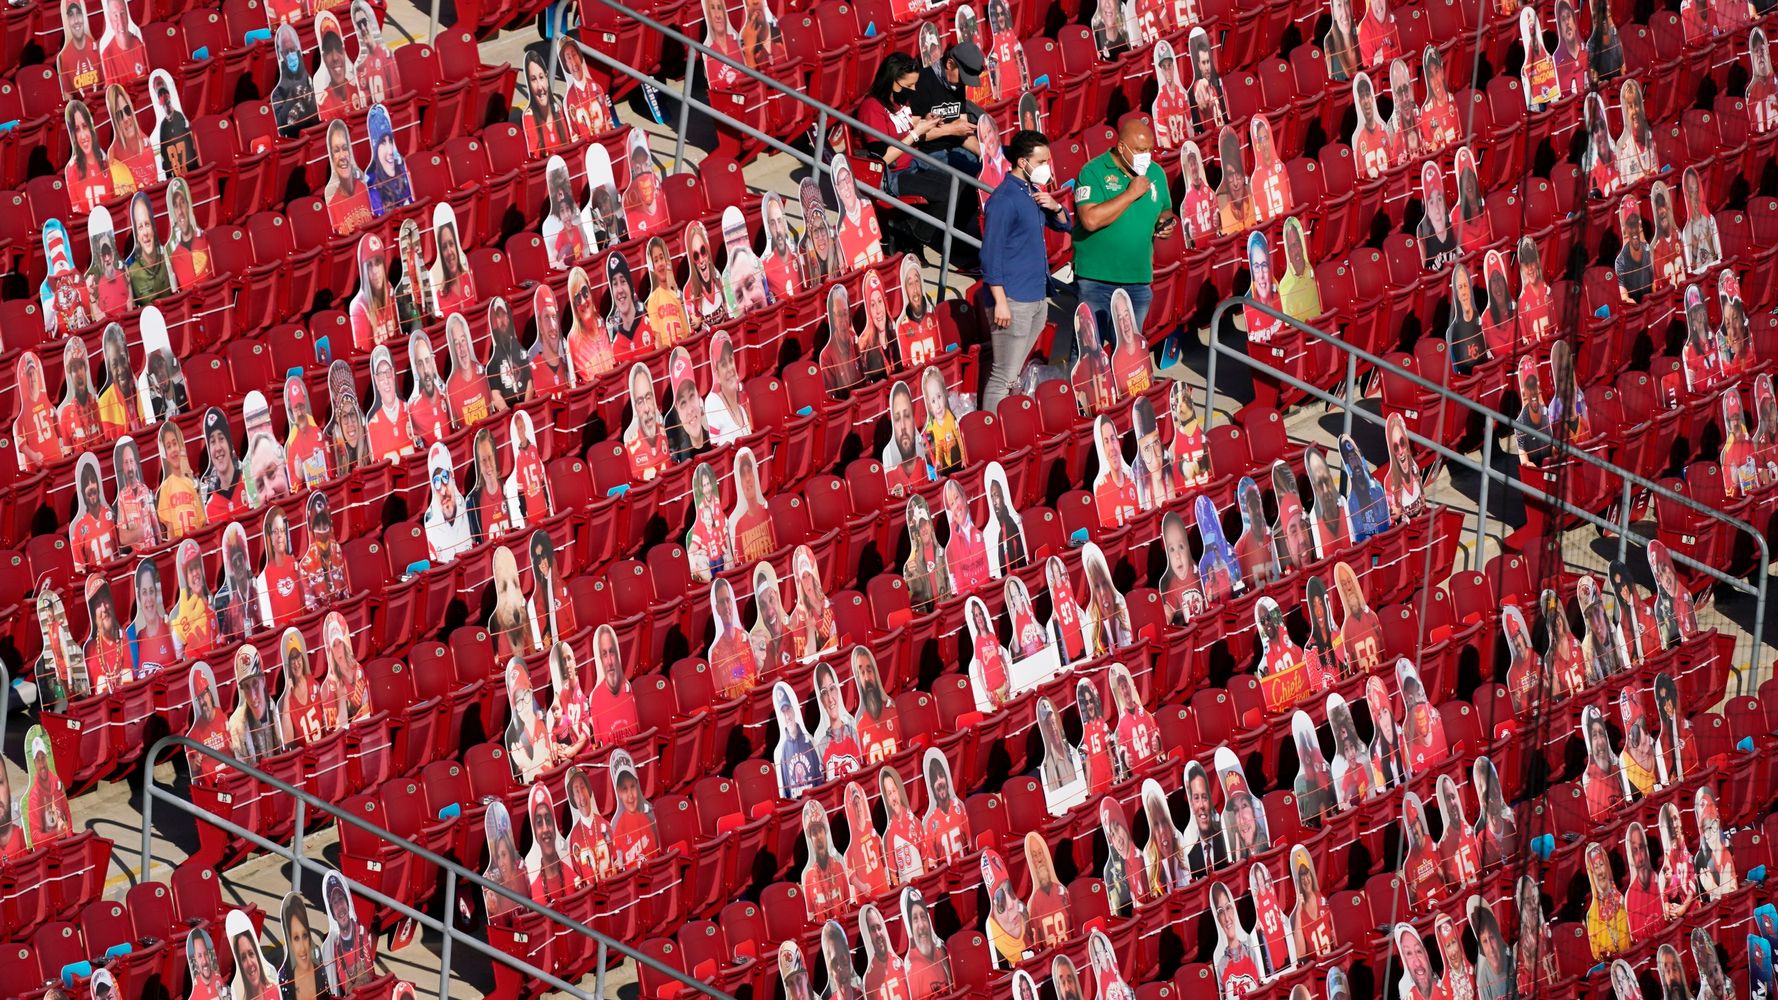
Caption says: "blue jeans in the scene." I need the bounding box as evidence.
[1066,277,1152,362]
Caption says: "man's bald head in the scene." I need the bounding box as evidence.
[1118,119,1156,148]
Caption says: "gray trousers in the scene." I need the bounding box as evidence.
[983,298,1048,412]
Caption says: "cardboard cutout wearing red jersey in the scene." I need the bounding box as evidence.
[225,907,281,1000]
[901,886,954,999]
[504,658,553,783]
[1511,237,1553,344]
[1213,127,1256,237]
[847,646,899,766]
[277,626,344,745]
[855,903,904,1000]
[1396,657,1447,774]
[621,362,669,483]
[1210,881,1267,997]
[1435,773,1479,889]
[1249,860,1296,976]
[81,571,135,700]
[707,578,756,699]
[1236,475,1279,588]
[877,765,925,883]
[1044,555,1088,664]
[1092,415,1138,530]
[1579,702,1627,812]
[298,491,347,610]
[13,352,63,473]
[727,451,774,571]
[1326,692,1372,808]
[1293,709,1335,824]
[1003,574,1057,680]
[107,437,154,555]
[981,847,1031,966]
[1303,445,1349,559]
[1347,72,1393,181]
[1580,92,1620,198]
[1109,287,1152,398]
[1414,160,1457,271]
[1723,385,1760,498]
[1098,796,1140,914]
[1383,413,1425,518]
[212,520,258,643]
[69,452,115,573]
[400,332,450,450]
[1656,801,1699,920]
[686,463,732,583]
[1164,382,1209,493]
[242,390,292,507]
[525,782,583,906]
[606,747,659,868]
[1248,117,1292,225]
[562,764,618,881]
[772,679,822,799]
[1499,602,1543,714]
[183,661,229,779]
[1430,913,1472,1000]
[1178,142,1218,246]
[501,410,550,530]
[811,658,861,780]
[1157,511,1203,626]
[1072,303,1119,415]
[541,155,591,270]
[429,203,476,318]
[1383,59,1424,163]
[914,21,943,67]
[830,154,885,270]
[1288,845,1334,962]
[1023,829,1072,949]
[1152,40,1191,149]
[621,153,670,243]
[481,799,530,916]
[1035,694,1087,813]
[758,191,801,302]
[881,380,931,496]
[58,337,103,458]
[1254,595,1313,711]
[964,595,1011,711]
[982,0,1028,98]
[130,555,178,675]
[582,624,635,748]
[922,747,971,866]
[1752,29,1778,135]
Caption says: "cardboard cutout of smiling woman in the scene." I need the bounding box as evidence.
[1034,695,1086,815]
[225,906,281,1000]
[1099,796,1143,914]
[1209,880,1266,998]
[961,595,1011,711]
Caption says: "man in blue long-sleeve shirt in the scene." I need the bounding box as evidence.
[980,130,1072,411]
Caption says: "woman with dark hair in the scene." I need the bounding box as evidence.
[64,99,115,212]
[522,50,575,154]
[855,52,978,250]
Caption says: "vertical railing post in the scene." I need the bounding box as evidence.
[290,799,306,897]
[595,941,609,1000]
[1475,416,1494,555]
[939,175,959,300]
[674,40,696,173]
[1616,479,1634,566]
[439,870,458,1000]
[814,109,828,166]
[1341,352,1356,440]
[1203,327,1220,430]
[138,779,156,880]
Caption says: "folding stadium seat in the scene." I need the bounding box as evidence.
[81,897,168,991]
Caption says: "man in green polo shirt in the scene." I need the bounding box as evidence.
[1068,118,1175,359]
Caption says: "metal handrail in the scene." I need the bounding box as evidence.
[1202,296,1770,675]
[141,735,736,1000]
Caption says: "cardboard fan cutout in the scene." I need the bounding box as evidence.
[1210,880,1268,997]
[811,658,862,779]
[542,154,592,268]
[1093,416,1139,530]
[773,680,822,798]
[965,595,1012,711]
[195,405,246,524]
[128,557,178,673]
[1158,511,1205,625]
[982,848,1031,966]
[226,906,281,1000]
[923,747,972,865]
[1196,494,1240,603]
[242,389,292,506]
[687,464,734,582]
[1169,380,1210,488]
[878,767,925,884]
[920,365,965,473]
[1337,434,1390,542]
[851,646,900,764]
[903,495,950,610]
[1234,475,1279,587]
[1072,303,1119,414]
[1083,543,1133,658]
[1037,695,1087,814]
[1099,796,1142,914]
[1292,709,1335,823]
[40,218,94,334]
[1131,397,1170,511]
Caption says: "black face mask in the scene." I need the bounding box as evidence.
[892,87,913,106]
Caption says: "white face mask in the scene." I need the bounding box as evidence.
[1028,161,1053,186]
[1128,151,1152,176]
